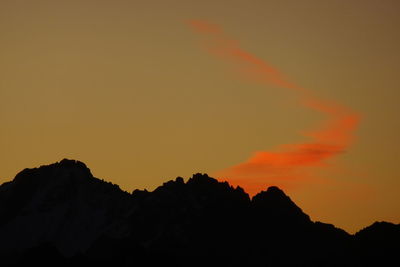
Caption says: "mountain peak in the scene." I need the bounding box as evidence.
[14,158,92,185]
[266,185,286,195]
[0,159,130,257]
[58,158,90,170]
[187,173,216,184]
[252,185,288,201]
[252,186,310,224]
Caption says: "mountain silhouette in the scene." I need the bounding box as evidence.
[0,159,398,266]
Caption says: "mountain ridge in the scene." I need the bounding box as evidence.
[0,159,399,266]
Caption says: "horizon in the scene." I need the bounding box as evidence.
[2,157,397,235]
[2,157,399,266]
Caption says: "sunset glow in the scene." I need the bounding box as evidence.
[1,1,399,233]
[187,20,360,196]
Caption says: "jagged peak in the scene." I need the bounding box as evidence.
[57,158,90,169]
[14,159,93,183]
[175,176,184,184]
[266,185,285,194]
[186,173,242,193]
[187,173,217,184]
[355,221,400,236]
[149,173,250,203]
[252,186,288,201]
[251,186,310,223]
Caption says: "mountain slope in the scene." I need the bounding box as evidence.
[0,159,133,256]
[0,159,398,266]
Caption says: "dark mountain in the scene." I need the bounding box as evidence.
[0,159,398,266]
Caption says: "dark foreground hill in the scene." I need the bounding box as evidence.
[0,159,398,266]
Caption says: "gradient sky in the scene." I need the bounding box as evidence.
[1,0,399,233]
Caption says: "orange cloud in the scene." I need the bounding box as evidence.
[186,20,360,196]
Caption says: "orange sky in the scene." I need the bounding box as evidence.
[187,20,360,196]
[1,0,399,233]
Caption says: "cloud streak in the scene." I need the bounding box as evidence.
[186,20,360,196]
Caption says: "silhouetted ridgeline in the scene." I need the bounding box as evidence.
[0,159,399,266]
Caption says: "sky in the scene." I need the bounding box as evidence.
[1,0,399,233]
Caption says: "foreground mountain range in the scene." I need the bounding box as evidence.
[0,159,398,266]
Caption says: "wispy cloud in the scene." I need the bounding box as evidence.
[187,20,360,196]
